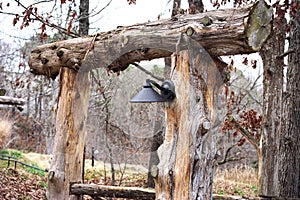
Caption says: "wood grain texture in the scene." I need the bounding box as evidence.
[46,69,89,200]
[155,48,219,200]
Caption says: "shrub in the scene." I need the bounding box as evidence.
[0,118,12,150]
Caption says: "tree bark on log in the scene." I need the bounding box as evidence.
[28,1,272,79]
[0,96,25,106]
[70,184,156,200]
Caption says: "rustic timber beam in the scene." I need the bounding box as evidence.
[70,183,156,200]
[28,1,272,79]
[0,96,25,106]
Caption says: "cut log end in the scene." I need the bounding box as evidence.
[246,0,273,51]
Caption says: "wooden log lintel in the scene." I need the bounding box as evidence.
[28,1,272,79]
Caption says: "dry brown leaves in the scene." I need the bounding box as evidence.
[0,168,46,200]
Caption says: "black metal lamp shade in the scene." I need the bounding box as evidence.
[130,79,176,103]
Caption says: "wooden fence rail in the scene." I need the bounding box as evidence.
[69,183,300,200]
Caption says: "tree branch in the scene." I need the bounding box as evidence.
[276,49,295,59]
[0,10,23,16]
[249,73,262,91]
[88,0,112,19]
[30,0,55,7]
[217,142,246,165]
[217,144,235,165]
[14,0,80,38]
[228,116,259,152]
[131,63,164,82]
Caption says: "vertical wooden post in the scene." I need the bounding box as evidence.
[47,69,89,200]
[155,49,219,200]
[47,0,90,199]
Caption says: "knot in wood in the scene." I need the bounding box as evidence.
[0,88,6,96]
[202,120,211,130]
[150,165,158,178]
[186,27,195,36]
[70,58,80,66]
[201,119,211,135]
[41,57,49,65]
[74,63,80,71]
[141,47,149,55]
[171,16,178,21]
[48,171,55,181]
[56,50,64,58]
[201,16,213,27]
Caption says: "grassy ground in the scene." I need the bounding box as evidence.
[0,149,259,199]
[214,166,258,198]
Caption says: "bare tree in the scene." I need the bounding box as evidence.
[278,1,300,197]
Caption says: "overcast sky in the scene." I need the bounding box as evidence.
[0,0,224,42]
[0,0,176,42]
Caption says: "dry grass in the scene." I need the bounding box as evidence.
[215,165,258,185]
[0,118,12,150]
[214,165,259,197]
[23,152,148,174]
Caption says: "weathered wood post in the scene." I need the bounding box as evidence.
[154,42,223,199]
[46,69,89,200]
